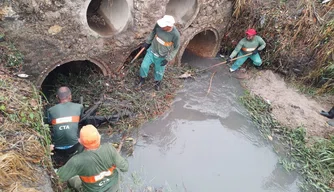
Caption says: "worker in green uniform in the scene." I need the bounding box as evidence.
[47,86,84,167]
[57,125,129,192]
[226,29,266,72]
[137,15,181,91]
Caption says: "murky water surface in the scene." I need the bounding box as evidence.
[121,52,300,192]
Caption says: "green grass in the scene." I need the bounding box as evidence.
[240,92,334,191]
[0,40,24,68]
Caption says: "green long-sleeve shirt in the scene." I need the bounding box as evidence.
[57,144,128,192]
[146,24,180,61]
[229,35,266,58]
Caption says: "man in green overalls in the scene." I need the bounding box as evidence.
[57,125,129,192]
[137,15,181,91]
[226,28,266,72]
[47,86,84,167]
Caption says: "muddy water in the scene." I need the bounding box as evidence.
[121,51,300,192]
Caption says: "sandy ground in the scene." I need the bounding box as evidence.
[241,70,334,138]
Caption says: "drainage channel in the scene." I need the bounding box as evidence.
[119,51,300,191]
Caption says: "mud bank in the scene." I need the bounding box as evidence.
[243,70,334,138]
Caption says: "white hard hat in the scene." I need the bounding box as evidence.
[157,15,175,27]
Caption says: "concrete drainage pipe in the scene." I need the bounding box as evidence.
[165,0,199,29]
[86,0,131,36]
[185,30,219,58]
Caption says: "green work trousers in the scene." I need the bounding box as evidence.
[231,51,262,71]
[139,48,166,81]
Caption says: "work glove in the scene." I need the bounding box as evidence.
[252,48,259,55]
[226,57,231,63]
[160,59,168,66]
[142,42,151,49]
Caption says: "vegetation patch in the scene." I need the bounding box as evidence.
[240,92,334,191]
[225,0,334,93]
[0,34,24,69]
[0,73,52,191]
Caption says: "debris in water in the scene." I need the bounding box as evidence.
[178,71,192,79]
[125,137,134,142]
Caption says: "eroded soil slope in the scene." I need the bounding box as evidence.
[243,70,334,138]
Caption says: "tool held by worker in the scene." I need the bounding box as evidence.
[197,53,253,73]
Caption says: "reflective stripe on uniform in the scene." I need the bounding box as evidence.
[80,165,116,183]
[54,144,74,150]
[242,47,256,52]
[155,35,173,47]
[51,116,80,125]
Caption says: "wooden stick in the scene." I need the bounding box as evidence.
[197,53,253,73]
[117,131,128,153]
[122,47,146,77]
[130,47,145,64]
[206,71,217,96]
[117,138,125,153]
[116,47,146,73]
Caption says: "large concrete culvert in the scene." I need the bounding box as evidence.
[180,29,220,64]
[39,60,109,105]
[86,0,131,36]
[165,0,199,28]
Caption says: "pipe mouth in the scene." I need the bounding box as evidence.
[165,0,199,29]
[86,0,131,36]
[180,29,220,64]
[40,60,105,106]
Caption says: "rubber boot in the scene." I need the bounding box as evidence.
[255,65,263,70]
[320,110,330,117]
[328,107,334,119]
[154,81,161,91]
[320,108,334,119]
[136,77,145,89]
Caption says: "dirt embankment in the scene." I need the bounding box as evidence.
[243,70,334,138]
[0,72,53,191]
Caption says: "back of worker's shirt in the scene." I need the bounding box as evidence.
[47,102,83,147]
[57,144,129,192]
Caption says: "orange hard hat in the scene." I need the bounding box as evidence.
[246,28,257,36]
[79,125,101,149]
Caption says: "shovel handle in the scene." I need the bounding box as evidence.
[130,47,146,64]
[115,47,146,73]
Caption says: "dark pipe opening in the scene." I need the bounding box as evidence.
[124,47,146,66]
[181,30,217,64]
[117,47,147,78]
[41,60,104,107]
